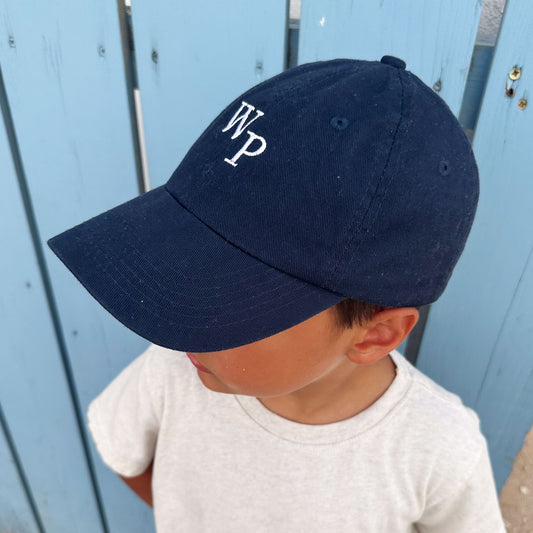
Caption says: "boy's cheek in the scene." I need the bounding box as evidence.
[196,364,288,398]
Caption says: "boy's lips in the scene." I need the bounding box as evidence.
[186,353,213,374]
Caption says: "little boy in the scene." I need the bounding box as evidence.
[48,56,506,532]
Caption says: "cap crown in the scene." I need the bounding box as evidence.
[166,57,479,307]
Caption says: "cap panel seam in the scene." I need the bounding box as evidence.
[358,68,407,233]
[324,68,406,290]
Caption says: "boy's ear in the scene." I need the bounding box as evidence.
[345,308,419,365]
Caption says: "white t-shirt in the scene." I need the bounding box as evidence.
[87,343,506,532]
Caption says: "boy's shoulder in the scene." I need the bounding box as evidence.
[388,351,499,518]
[397,350,481,428]
[391,349,486,464]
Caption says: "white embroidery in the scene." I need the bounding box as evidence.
[221,100,267,166]
[222,101,264,139]
[224,131,267,167]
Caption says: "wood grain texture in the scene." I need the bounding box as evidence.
[130,0,288,188]
[0,0,152,531]
[0,70,101,531]
[299,0,483,117]
[0,407,39,533]
[416,0,533,491]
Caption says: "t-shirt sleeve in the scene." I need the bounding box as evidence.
[414,437,506,533]
[87,344,162,478]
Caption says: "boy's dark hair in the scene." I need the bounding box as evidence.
[330,299,391,330]
[331,299,422,331]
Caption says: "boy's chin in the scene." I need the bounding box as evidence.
[196,369,237,395]
[195,368,267,397]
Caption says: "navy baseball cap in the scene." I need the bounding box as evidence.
[47,56,479,352]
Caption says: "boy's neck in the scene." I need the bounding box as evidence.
[257,354,397,425]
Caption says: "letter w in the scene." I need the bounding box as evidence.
[221,101,264,139]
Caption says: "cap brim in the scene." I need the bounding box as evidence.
[47,185,345,352]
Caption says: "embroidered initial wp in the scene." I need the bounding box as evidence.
[221,101,267,167]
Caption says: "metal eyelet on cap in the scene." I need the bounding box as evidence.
[330,117,349,130]
[438,160,451,176]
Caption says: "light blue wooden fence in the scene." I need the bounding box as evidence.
[0,0,531,531]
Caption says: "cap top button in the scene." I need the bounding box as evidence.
[380,55,406,70]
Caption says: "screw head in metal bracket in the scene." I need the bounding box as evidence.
[509,66,521,81]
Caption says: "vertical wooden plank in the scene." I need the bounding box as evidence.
[130,0,288,187]
[0,1,154,531]
[416,0,533,490]
[299,0,483,117]
[475,249,533,487]
[0,412,39,533]
[0,79,100,530]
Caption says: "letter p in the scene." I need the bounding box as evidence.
[224,131,267,167]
